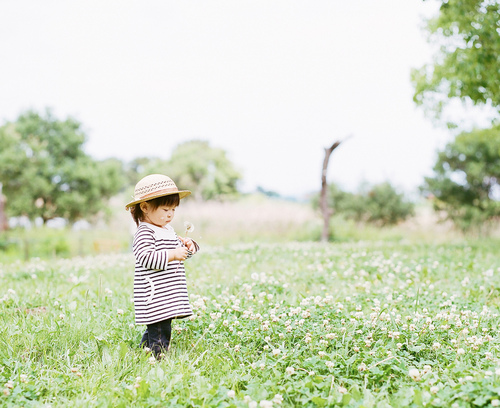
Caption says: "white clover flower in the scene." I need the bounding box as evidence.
[20,374,28,383]
[227,390,235,398]
[234,345,241,352]
[432,342,441,350]
[286,366,295,375]
[430,385,439,394]
[409,368,421,381]
[273,394,283,404]
[148,356,156,365]
[117,309,124,315]
[260,400,273,408]
[272,349,281,356]
[4,381,14,389]
[249,402,258,408]
[325,361,335,368]
[492,399,500,407]
[244,396,252,403]
[338,386,347,394]
[3,389,10,396]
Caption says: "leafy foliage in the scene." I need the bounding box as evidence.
[412,0,500,120]
[314,182,415,226]
[134,140,242,201]
[423,125,500,230]
[0,109,125,223]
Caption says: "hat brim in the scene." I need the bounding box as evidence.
[125,190,191,210]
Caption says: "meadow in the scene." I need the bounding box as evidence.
[1,199,500,407]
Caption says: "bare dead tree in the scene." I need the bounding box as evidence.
[320,137,350,242]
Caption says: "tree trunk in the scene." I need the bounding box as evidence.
[320,141,342,242]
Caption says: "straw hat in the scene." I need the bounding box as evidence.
[125,174,191,210]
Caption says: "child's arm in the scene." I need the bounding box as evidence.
[133,227,189,269]
[178,237,200,254]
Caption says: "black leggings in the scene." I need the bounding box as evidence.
[141,318,172,357]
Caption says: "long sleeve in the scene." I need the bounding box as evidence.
[133,225,169,270]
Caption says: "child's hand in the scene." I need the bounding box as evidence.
[179,237,197,254]
[173,246,189,261]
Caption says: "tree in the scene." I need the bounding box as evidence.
[0,109,125,224]
[412,0,500,122]
[422,126,500,230]
[320,140,342,242]
[143,140,242,201]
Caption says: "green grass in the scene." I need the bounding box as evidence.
[1,239,500,407]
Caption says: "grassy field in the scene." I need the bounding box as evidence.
[2,236,500,407]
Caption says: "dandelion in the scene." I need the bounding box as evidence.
[184,221,195,234]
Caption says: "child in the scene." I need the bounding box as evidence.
[126,174,199,358]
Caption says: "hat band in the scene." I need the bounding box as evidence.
[137,187,179,201]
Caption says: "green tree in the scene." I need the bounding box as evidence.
[140,140,242,201]
[412,0,500,121]
[0,109,125,224]
[422,126,500,230]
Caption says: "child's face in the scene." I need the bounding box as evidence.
[140,202,177,227]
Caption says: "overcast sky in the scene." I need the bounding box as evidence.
[0,1,481,198]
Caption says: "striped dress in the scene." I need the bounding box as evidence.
[132,222,198,325]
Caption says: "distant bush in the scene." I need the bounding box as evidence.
[313,182,415,227]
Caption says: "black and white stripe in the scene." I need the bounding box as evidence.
[132,222,198,325]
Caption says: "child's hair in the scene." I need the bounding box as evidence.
[130,194,180,226]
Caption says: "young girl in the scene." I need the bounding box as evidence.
[126,174,199,358]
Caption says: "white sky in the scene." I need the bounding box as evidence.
[0,1,481,198]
